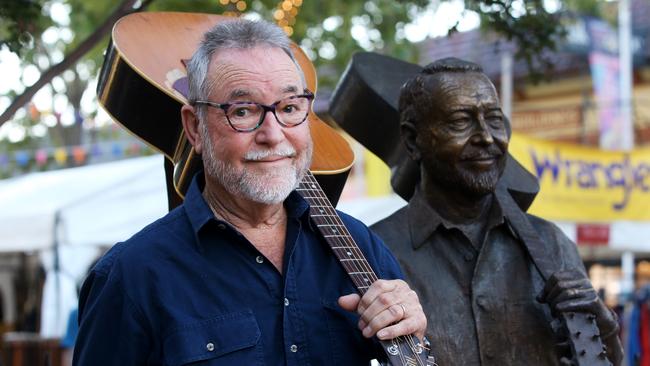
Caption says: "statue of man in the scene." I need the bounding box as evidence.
[371,57,623,365]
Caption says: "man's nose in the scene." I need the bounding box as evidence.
[255,109,285,144]
[471,116,494,145]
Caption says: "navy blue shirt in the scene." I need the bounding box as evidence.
[73,175,403,366]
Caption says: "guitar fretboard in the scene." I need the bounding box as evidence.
[297,172,378,295]
[298,172,435,366]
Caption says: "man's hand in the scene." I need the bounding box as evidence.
[537,269,618,337]
[338,279,426,341]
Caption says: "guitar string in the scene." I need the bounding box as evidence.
[300,173,378,282]
[300,173,427,366]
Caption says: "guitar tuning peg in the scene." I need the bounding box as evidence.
[574,331,581,338]
[586,314,596,322]
[598,350,608,358]
[579,349,586,356]
[592,334,600,340]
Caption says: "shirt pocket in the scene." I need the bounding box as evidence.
[321,299,376,365]
[163,310,264,366]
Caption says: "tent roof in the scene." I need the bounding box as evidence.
[0,155,168,252]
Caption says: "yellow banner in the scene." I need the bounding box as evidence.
[508,132,650,221]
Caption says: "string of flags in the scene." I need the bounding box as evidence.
[0,140,154,177]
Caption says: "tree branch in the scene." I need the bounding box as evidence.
[0,0,153,127]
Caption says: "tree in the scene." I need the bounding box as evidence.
[0,0,600,131]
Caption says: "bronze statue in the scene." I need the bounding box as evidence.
[362,57,623,365]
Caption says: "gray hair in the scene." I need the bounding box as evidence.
[186,18,305,122]
[399,57,484,129]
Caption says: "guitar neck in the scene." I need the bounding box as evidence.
[298,172,435,366]
[297,172,378,295]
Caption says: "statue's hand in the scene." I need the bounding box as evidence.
[537,269,619,338]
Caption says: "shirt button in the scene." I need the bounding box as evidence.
[290,344,298,353]
[206,342,215,352]
[284,298,290,306]
[255,256,264,264]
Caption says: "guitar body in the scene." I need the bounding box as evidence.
[97,12,354,208]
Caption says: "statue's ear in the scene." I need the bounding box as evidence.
[401,120,421,162]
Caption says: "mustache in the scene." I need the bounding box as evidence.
[244,146,297,161]
[460,145,503,160]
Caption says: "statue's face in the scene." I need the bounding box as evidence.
[417,72,509,197]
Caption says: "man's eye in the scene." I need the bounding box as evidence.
[281,104,299,114]
[231,106,253,118]
[449,118,471,130]
[486,115,504,128]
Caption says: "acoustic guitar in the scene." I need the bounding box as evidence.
[96,11,435,365]
[97,11,353,209]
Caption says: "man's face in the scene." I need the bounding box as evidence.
[197,46,313,204]
[417,72,508,197]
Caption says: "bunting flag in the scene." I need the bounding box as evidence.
[14,151,30,167]
[111,143,123,157]
[0,140,154,176]
[0,155,8,169]
[53,148,68,165]
[72,146,86,165]
[90,144,102,158]
[126,143,141,156]
[35,149,48,166]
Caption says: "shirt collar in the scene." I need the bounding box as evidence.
[407,188,444,250]
[183,172,215,236]
[406,186,507,250]
[183,172,312,236]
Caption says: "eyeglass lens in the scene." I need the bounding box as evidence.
[227,96,310,131]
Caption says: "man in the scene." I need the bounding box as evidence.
[371,58,623,365]
[73,19,426,365]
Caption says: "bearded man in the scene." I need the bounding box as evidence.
[371,58,623,365]
[73,19,426,365]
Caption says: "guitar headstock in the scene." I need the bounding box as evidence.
[379,338,438,366]
[555,312,612,366]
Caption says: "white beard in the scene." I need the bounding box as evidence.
[200,123,312,204]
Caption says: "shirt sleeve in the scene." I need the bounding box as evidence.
[73,261,151,366]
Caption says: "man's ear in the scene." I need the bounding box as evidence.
[401,121,421,162]
[181,105,203,155]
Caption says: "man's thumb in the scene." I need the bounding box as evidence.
[338,293,361,312]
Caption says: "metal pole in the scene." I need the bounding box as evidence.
[619,0,635,302]
[500,51,513,120]
[619,0,633,150]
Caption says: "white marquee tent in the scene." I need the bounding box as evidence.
[0,154,168,252]
[0,155,169,337]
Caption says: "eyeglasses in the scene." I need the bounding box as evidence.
[193,91,315,132]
